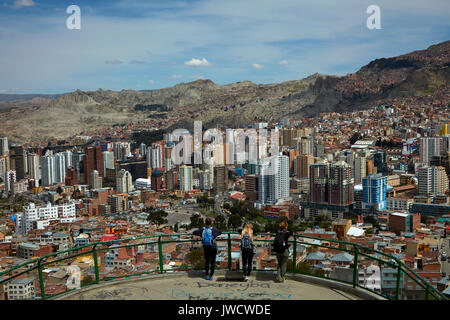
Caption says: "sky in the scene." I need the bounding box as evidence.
[0,0,449,94]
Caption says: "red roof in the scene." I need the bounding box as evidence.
[230,192,246,200]
[100,234,118,242]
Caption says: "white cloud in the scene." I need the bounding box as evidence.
[171,75,183,79]
[184,58,212,67]
[105,60,123,65]
[13,0,35,9]
[147,79,155,84]
[278,60,289,65]
[130,60,146,64]
[252,63,263,69]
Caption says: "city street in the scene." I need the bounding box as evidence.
[439,237,450,276]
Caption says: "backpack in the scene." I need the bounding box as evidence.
[273,230,287,254]
[202,227,215,247]
[241,233,253,252]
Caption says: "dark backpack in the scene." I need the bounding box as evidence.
[202,227,215,247]
[273,231,287,253]
[241,233,253,252]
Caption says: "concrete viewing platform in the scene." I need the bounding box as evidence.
[56,271,383,300]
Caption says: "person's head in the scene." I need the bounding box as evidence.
[205,217,213,227]
[241,223,253,239]
[279,220,288,230]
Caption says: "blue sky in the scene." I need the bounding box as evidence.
[0,0,449,94]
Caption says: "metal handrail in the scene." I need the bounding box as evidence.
[0,232,446,300]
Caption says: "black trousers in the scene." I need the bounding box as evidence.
[242,251,254,276]
[203,246,217,276]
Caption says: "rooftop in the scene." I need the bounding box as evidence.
[55,271,378,300]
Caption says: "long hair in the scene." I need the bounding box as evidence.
[241,223,254,240]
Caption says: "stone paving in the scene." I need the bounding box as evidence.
[60,272,363,300]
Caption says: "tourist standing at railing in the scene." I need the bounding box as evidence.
[274,220,293,283]
[193,217,222,280]
[240,223,255,282]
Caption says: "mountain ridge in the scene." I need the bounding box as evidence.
[0,40,448,143]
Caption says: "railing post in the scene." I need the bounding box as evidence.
[227,233,232,271]
[352,245,358,288]
[158,236,164,274]
[425,285,429,300]
[37,258,46,300]
[292,236,297,274]
[395,263,402,300]
[92,244,100,284]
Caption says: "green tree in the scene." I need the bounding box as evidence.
[146,208,169,225]
[214,214,227,231]
[190,214,204,229]
[228,214,243,230]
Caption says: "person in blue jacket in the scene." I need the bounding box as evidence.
[193,217,222,280]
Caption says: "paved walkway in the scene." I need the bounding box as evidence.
[61,272,362,300]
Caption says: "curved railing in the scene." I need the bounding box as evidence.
[0,232,447,300]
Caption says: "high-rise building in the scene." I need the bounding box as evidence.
[305,161,355,220]
[354,155,367,184]
[151,169,165,191]
[296,154,314,178]
[84,146,104,187]
[72,152,85,184]
[267,155,290,203]
[103,151,115,175]
[328,161,354,207]
[0,155,9,179]
[362,173,387,212]
[258,155,289,204]
[4,170,16,196]
[245,174,259,202]
[420,137,443,164]
[0,137,8,156]
[147,143,165,170]
[165,169,178,191]
[373,151,388,176]
[140,143,147,157]
[40,156,54,186]
[297,137,314,155]
[108,194,129,214]
[116,169,132,194]
[65,167,78,186]
[112,142,131,161]
[179,165,193,192]
[309,163,329,204]
[417,166,449,196]
[91,170,103,190]
[26,153,40,182]
[213,166,228,194]
[10,145,26,180]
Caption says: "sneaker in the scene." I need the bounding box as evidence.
[207,276,213,280]
[205,276,209,280]
[244,276,249,282]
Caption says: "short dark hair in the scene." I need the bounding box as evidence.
[205,217,213,226]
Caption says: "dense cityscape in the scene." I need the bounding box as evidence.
[0,97,449,300]
[0,0,449,305]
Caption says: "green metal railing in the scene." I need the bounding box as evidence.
[0,232,447,300]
